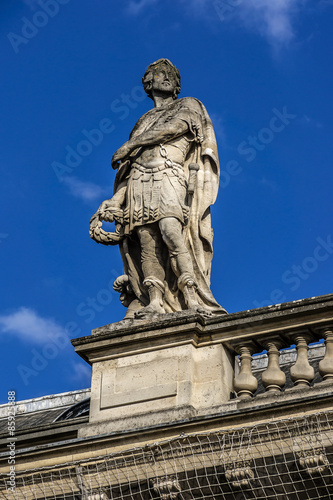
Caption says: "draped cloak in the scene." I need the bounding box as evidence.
[113,97,224,314]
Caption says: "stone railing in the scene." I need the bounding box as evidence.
[231,328,333,399]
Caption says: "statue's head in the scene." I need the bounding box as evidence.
[142,59,181,100]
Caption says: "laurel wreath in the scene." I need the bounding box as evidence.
[89,210,124,246]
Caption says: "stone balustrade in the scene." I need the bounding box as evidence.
[72,294,333,435]
[231,327,333,399]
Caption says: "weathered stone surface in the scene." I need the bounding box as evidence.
[90,59,226,319]
[72,294,333,436]
[78,322,234,436]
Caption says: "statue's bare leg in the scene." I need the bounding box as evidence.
[159,217,212,316]
[135,224,166,317]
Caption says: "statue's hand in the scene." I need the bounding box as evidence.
[111,142,132,169]
[96,199,112,218]
[113,275,129,293]
[95,200,123,223]
[104,206,123,223]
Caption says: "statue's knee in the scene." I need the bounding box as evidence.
[160,219,184,250]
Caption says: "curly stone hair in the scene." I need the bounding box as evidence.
[142,58,181,100]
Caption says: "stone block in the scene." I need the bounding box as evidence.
[74,313,234,436]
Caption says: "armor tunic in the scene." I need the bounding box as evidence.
[122,115,196,235]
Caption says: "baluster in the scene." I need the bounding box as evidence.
[298,450,329,476]
[225,461,254,489]
[151,477,181,499]
[319,329,333,381]
[290,334,315,387]
[233,344,258,399]
[261,340,286,392]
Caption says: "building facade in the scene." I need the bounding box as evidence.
[1,294,333,499]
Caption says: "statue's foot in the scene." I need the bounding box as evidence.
[188,305,213,318]
[134,304,165,319]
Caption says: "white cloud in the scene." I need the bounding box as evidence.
[0,307,69,345]
[62,176,106,202]
[235,0,305,45]
[71,362,91,383]
[123,0,325,47]
[126,0,158,16]
[185,0,309,46]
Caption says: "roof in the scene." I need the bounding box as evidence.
[0,388,90,450]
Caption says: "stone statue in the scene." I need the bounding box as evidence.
[90,59,226,319]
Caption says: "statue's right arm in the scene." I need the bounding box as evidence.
[111,117,189,167]
[92,183,126,222]
[129,117,189,148]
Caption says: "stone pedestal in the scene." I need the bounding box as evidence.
[72,312,234,437]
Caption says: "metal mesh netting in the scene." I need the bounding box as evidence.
[2,412,333,500]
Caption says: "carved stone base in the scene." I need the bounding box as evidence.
[73,312,234,437]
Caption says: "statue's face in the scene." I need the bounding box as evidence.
[151,64,177,94]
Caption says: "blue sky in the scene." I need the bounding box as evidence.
[1,0,332,403]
